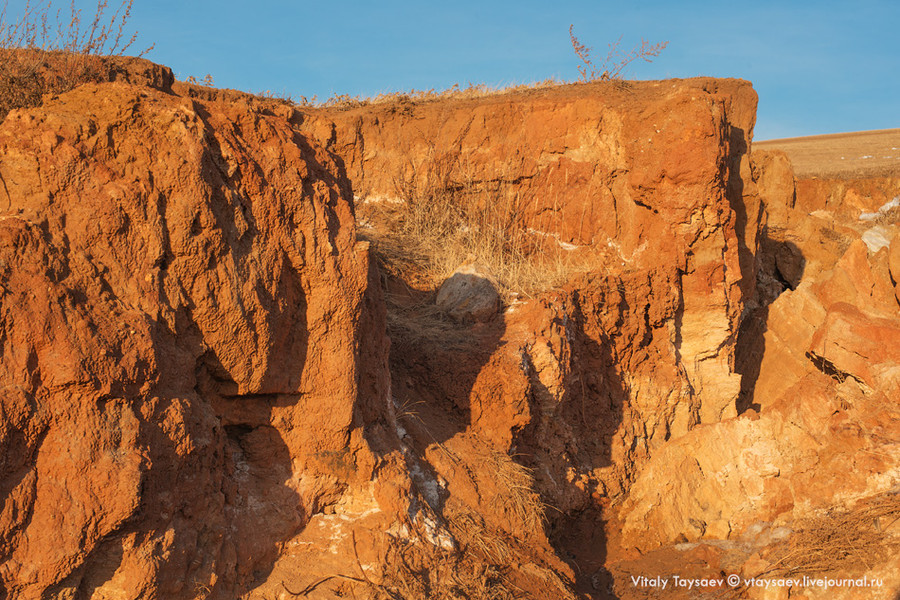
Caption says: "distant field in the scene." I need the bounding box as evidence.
[755,128,900,179]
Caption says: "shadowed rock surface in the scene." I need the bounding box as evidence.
[0,76,396,598]
[0,53,898,600]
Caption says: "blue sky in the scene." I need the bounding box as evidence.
[9,0,900,139]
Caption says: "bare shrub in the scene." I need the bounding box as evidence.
[569,24,667,82]
[0,0,151,56]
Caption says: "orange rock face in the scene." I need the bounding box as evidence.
[3,55,898,600]
[0,79,392,597]
[613,149,900,597]
[298,78,789,595]
[305,78,759,436]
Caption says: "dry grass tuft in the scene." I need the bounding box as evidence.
[0,0,151,56]
[372,543,523,600]
[480,448,547,534]
[445,510,512,564]
[872,202,900,227]
[292,25,666,110]
[763,493,900,578]
[359,158,598,307]
[383,299,476,352]
[295,78,567,111]
[0,0,152,119]
[359,149,600,351]
[297,537,524,600]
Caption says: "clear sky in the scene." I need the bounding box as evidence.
[9,0,900,140]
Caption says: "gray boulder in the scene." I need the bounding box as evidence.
[436,264,502,322]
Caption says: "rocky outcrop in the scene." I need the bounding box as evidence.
[304,78,759,438]
[436,264,502,322]
[0,81,394,598]
[3,52,897,600]
[309,79,786,596]
[611,147,900,597]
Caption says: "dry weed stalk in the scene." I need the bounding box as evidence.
[569,24,667,82]
[300,22,667,112]
[0,0,152,119]
[185,73,214,87]
[0,0,151,56]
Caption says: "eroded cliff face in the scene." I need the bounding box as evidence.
[303,77,758,441]
[613,155,900,598]
[299,83,899,598]
[1,55,897,600]
[0,68,397,598]
[293,79,778,595]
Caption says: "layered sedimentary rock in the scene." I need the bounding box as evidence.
[3,52,897,599]
[304,79,759,445]
[0,75,393,598]
[613,151,900,597]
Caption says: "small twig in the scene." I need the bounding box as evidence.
[282,574,367,597]
[351,530,381,588]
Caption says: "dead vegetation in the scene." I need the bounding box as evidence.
[288,25,664,110]
[357,452,546,600]
[294,78,567,110]
[476,447,547,534]
[280,535,525,600]
[360,160,600,351]
[382,300,476,352]
[445,510,512,565]
[359,153,598,306]
[371,543,523,600]
[568,24,667,83]
[0,0,152,119]
[761,492,900,579]
[872,200,900,226]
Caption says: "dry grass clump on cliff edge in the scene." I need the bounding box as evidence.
[295,78,566,110]
[0,0,152,119]
[295,26,665,109]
